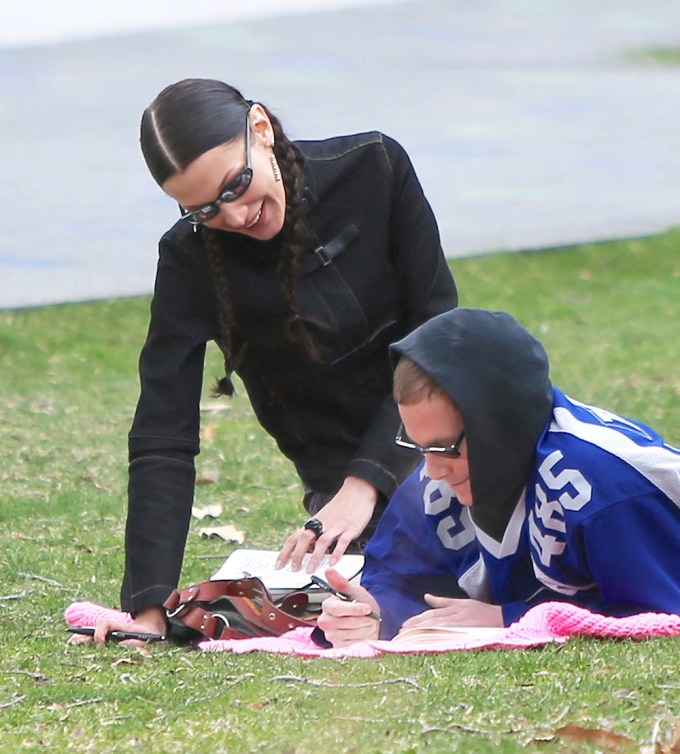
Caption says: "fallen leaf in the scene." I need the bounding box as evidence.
[196,469,220,485]
[669,720,680,754]
[651,717,680,754]
[200,403,231,414]
[555,723,636,750]
[199,525,245,544]
[191,503,223,520]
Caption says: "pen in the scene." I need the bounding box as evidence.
[310,575,381,621]
[67,626,167,642]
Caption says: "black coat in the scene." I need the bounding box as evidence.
[122,131,458,613]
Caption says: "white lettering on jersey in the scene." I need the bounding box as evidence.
[420,466,476,550]
[437,509,476,550]
[538,450,592,511]
[529,510,565,567]
[530,450,592,568]
[569,398,653,440]
[533,483,566,533]
[422,477,454,516]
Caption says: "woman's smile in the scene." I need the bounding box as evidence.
[163,131,286,241]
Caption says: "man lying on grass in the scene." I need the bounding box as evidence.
[317,308,680,647]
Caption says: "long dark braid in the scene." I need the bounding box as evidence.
[205,105,325,397]
[202,229,238,397]
[268,109,326,361]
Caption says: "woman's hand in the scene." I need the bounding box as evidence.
[276,476,378,573]
[316,568,381,647]
[67,605,168,648]
[399,595,503,631]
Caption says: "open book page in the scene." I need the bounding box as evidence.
[211,548,364,592]
[391,625,508,645]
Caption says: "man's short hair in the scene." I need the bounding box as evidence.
[393,357,446,405]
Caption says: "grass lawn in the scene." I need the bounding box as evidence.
[1,228,680,753]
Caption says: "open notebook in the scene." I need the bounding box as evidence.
[211,548,364,600]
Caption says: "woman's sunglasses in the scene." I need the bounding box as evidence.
[180,113,253,225]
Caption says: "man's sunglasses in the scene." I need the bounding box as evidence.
[180,112,253,225]
[395,423,466,458]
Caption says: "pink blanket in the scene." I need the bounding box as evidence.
[64,600,680,658]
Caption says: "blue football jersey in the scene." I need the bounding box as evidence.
[363,388,680,638]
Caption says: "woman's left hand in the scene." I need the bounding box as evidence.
[276,476,378,573]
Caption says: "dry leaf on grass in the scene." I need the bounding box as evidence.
[195,469,220,485]
[191,503,223,520]
[648,717,680,754]
[200,403,231,414]
[553,723,636,750]
[111,658,134,669]
[199,525,245,544]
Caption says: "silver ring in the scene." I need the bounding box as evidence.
[303,517,324,539]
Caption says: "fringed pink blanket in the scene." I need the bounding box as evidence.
[64,600,680,658]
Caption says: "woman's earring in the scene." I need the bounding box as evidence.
[270,151,282,182]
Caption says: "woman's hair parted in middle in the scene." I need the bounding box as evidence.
[140,78,323,396]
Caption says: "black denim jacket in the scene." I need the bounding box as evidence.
[122,132,458,613]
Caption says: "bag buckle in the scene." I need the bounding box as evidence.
[213,614,231,630]
[164,584,200,618]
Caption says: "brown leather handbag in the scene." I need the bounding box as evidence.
[162,577,317,642]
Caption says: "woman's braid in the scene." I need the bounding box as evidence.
[207,106,325,397]
[269,111,326,361]
[202,228,237,396]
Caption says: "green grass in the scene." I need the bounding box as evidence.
[626,46,680,66]
[1,228,680,753]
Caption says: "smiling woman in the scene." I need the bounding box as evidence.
[84,76,459,647]
[161,107,286,239]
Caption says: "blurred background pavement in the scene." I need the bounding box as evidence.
[2,0,679,308]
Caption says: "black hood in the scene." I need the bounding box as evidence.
[390,308,553,542]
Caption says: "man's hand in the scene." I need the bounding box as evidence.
[276,477,378,573]
[400,595,503,631]
[68,605,168,648]
[316,568,381,647]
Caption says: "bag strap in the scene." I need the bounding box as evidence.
[163,578,313,641]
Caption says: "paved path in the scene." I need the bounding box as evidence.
[2,0,680,308]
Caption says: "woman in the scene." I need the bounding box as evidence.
[105,78,457,641]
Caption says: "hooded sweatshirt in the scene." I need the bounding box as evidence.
[362,308,680,637]
[390,308,554,541]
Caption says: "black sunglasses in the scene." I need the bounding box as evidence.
[180,112,253,225]
[395,423,466,458]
